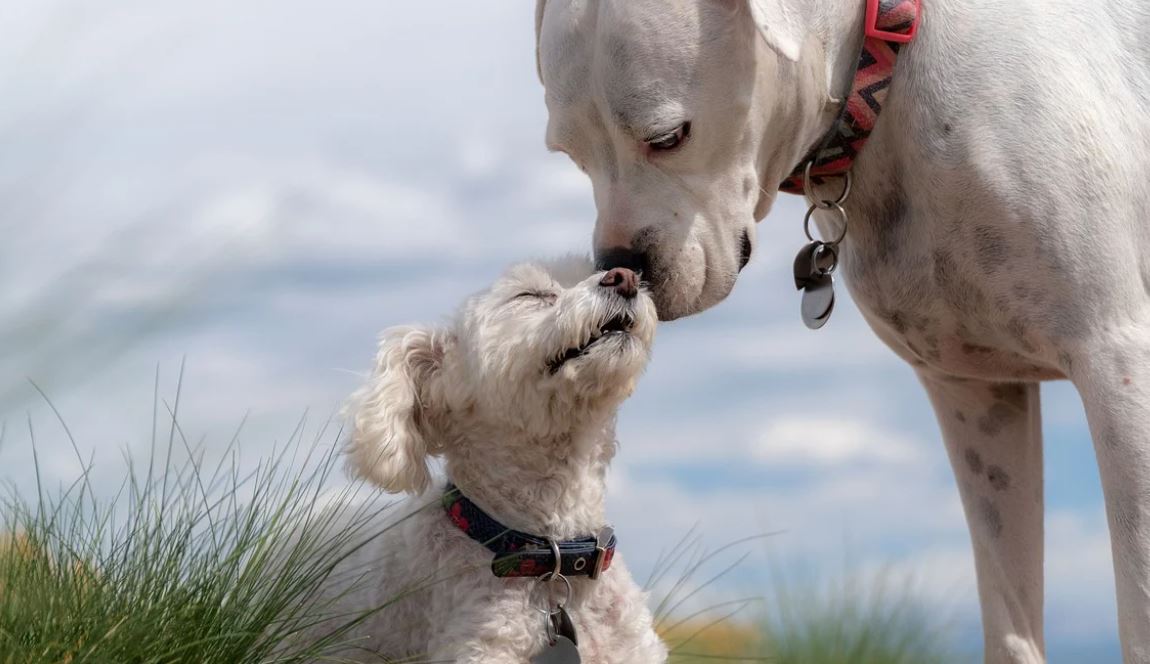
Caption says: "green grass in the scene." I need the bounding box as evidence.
[756,568,955,664]
[644,529,954,664]
[661,566,956,664]
[0,376,428,664]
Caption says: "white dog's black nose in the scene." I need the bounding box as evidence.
[595,247,647,278]
[600,267,638,299]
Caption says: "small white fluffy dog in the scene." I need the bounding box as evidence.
[327,257,667,663]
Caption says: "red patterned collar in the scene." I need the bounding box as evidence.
[779,0,922,194]
[442,483,617,579]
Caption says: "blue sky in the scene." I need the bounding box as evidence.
[0,2,1121,659]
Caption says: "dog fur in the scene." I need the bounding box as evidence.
[535,1,1150,662]
[328,257,666,663]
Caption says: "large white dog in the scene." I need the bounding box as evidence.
[535,1,1150,662]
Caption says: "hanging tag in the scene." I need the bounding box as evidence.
[793,242,822,290]
[801,276,836,329]
[531,635,581,664]
[553,606,579,645]
[793,242,837,329]
[532,608,580,664]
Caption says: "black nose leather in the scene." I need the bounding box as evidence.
[738,229,753,271]
[594,247,647,276]
[599,267,639,299]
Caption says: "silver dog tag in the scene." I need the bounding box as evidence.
[794,242,837,329]
[532,635,580,664]
[532,606,580,664]
[792,241,820,289]
[801,275,835,329]
[554,606,578,645]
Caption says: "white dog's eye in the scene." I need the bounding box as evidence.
[513,291,558,306]
[647,122,691,152]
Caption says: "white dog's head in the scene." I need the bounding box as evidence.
[536,0,826,320]
[348,256,657,494]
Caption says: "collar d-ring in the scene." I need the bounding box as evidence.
[534,571,573,617]
[548,538,561,578]
[803,162,852,209]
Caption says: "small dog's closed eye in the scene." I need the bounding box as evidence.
[316,256,667,663]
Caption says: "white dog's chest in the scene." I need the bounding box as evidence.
[828,198,1071,383]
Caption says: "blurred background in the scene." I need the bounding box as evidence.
[0,1,1119,659]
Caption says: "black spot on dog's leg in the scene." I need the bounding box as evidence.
[965,449,984,474]
[978,403,1018,437]
[987,465,1011,491]
[955,410,966,423]
[980,497,1004,538]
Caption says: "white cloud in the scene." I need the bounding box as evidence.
[755,417,923,467]
[1045,509,1119,638]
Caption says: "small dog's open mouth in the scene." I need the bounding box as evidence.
[547,313,635,374]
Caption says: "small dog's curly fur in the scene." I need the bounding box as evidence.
[325,256,667,663]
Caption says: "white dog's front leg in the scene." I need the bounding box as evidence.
[1069,323,1150,664]
[919,372,1045,664]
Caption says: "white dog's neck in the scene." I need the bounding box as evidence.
[442,409,617,541]
[753,0,870,200]
[805,0,869,103]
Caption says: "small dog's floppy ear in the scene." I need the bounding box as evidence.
[347,325,447,495]
[535,0,548,84]
[746,0,804,62]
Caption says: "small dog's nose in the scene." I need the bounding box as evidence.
[600,267,639,299]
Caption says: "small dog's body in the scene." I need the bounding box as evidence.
[327,257,666,663]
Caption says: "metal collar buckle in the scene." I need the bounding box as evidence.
[589,526,613,580]
[865,0,920,43]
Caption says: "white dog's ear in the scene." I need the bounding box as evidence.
[347,325,448,495]
[746,0,804,62]
[535,0,548,84]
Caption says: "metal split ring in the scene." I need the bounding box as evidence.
[803,203,849,245]
[803,163,852,209]
[813,242,839,276]
[530,539,573,617]
[549,538,561,577]
[533,572,573,617]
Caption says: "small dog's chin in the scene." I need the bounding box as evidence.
[552,335,648,386]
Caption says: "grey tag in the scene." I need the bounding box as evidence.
[531,635,581,664]
[793,241,821,290]
[801,274,836,330]
[554,606,578,645]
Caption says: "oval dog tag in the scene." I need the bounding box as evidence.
[554,606,578,645]
[801,275,835,330]
[792,241,821,290]
[531,636,581,664]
